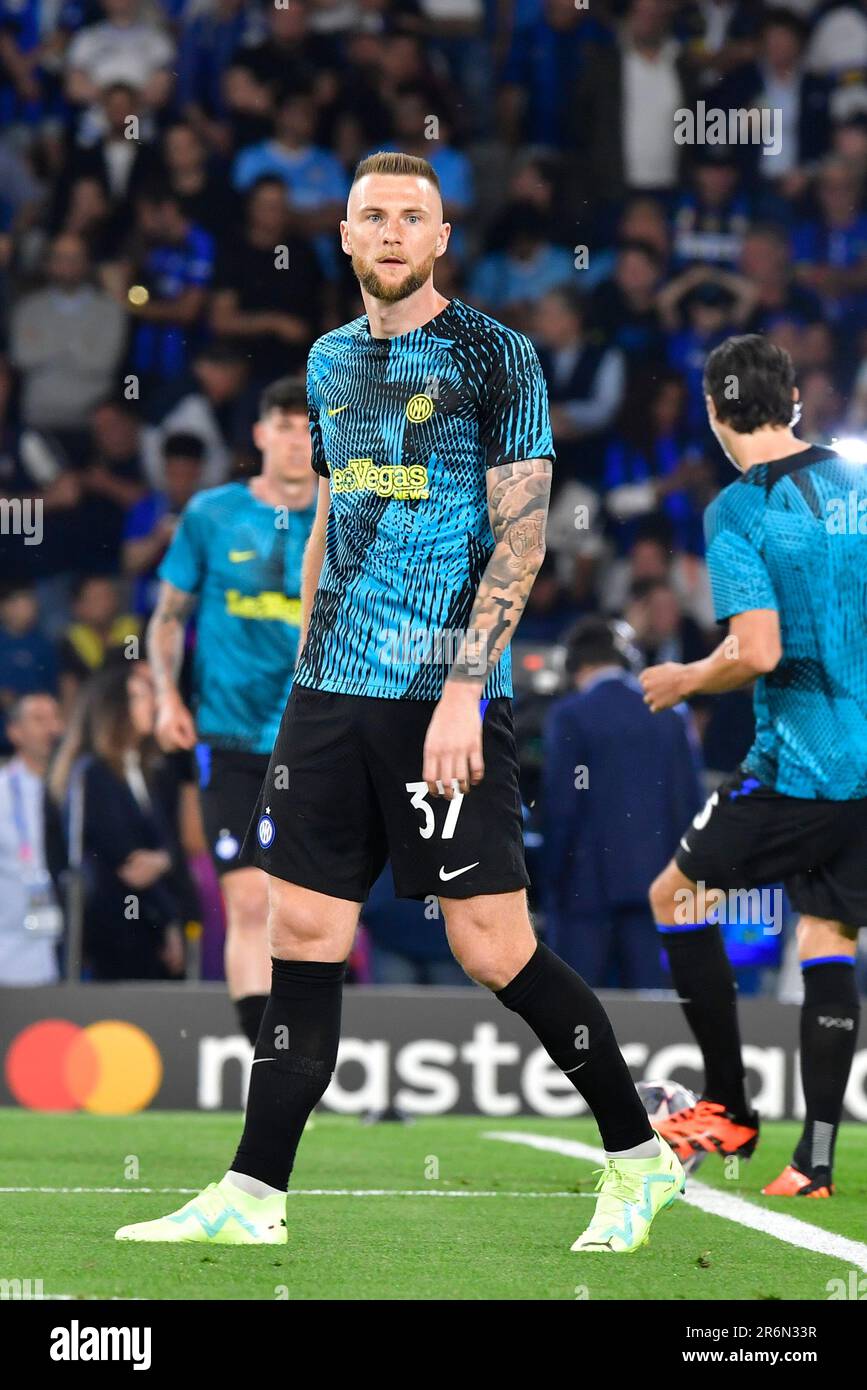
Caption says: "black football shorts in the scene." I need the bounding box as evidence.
[675,766,867,929]
[197,746,271,877]
[239,684,529,901]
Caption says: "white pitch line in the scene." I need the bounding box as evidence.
[0,1186,202,1195]
[285,1189,589,1198]
[35,1295,140,1302]
[485,1130,867,1273]
[0,1185,589,1199]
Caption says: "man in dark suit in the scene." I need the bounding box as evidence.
[719,9,832,188]
[540,615,703,987]
[67,83,157,206]
[567,0,699,214]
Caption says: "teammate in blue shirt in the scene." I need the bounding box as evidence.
[642,334,867,1197]
[146,376,316,1047]
[118,151,685,1256]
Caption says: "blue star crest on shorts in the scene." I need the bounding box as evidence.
[257,813,276,850]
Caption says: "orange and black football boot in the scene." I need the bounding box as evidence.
[762,1164,833,1198]
[655,1099,760,1163]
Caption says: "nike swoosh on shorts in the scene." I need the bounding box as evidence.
[438,863,480,881]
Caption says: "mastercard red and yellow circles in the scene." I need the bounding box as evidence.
[5,1020,162,1113]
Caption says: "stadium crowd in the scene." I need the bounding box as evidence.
[1,0,867,991]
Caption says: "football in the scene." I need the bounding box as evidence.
[637,1079,706,1174]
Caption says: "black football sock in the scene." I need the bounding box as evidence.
[496,941,653,1152]
[793,959,859,1180]
[235,993,269,1047]
[658,922,750,1119]
[232,958,345,1191]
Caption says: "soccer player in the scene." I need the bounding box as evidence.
[146,376,317,1045]
[116,151,684,1253]
[641,334,867,1196]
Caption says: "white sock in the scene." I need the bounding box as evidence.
[224,1170,285,1200]
[605,1137,661,1161]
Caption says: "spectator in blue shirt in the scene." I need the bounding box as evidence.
[497,0,613,148]
[232,88,348,279]
[660,265,757,437]
[175,0,266,126]
[116,188,215,391]
[468,202,574,332]
[672,148,753,272]
[792,154,867,337]
[603,370,712,557]
[0,0,84,137]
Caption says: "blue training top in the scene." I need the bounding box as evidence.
[295,297,555,700]
[159,481,316,754]
[704,443,867,800]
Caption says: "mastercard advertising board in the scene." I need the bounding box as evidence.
[1,985,862,1120]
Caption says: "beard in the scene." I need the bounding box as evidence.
[352,247,438,303]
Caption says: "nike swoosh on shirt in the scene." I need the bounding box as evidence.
[327,404,349,416]
[438,862,480,882]
[229,550,257,562]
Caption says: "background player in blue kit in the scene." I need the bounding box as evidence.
[117,150,685,1256]
[145,377,316,1046]
[641,335,867,1196]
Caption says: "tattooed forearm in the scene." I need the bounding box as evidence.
[147,582,196,695]
[450,459,552,684]
[506,514,545,558]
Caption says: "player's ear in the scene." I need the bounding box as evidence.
[339,219,351,254]
[252,420,265,452]
[436,223,451,257]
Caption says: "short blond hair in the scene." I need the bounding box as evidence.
[351,150,441,195]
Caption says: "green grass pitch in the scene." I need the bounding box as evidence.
[1,1109,865,1300]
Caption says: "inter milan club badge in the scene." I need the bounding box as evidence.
[257,810,276,849]
[405,393,434,423]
